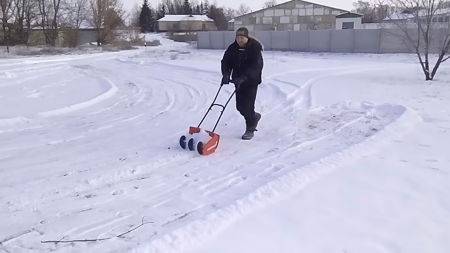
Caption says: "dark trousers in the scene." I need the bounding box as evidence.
[235,84,258,129]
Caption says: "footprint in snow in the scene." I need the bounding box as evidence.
[112,189,125,196]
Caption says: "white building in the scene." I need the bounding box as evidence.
[158,15,217,32]
[229,0,350,31]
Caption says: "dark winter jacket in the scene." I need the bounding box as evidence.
[221,37,264,85]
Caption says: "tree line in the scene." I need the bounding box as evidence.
[0,0,253,50]
[0,0,125,51]
[135,0,251,32]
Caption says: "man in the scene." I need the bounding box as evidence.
[221,27,264,140]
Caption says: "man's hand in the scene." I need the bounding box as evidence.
[221,75,231,85]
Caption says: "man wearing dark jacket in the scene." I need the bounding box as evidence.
[221,27,264,140]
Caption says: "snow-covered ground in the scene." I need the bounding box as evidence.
[1,35,449,253]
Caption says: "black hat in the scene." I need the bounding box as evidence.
[236,27,249,38]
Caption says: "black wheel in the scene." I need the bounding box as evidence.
[197,142,204,155]
[188,138,195,151]
[179,135,187,149]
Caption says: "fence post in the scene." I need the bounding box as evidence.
[208,32,212,49]
[225,31,227,49]
[352,29,356,53]
[328,30,332,52]
[307,30,311,52]
[270,31,273,51]
[377,28,382,54]
[289,31,292,51]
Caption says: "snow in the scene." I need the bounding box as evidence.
[1,34,450,253]
[157,15,213,22]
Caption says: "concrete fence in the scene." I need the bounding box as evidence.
[197,29,448,53]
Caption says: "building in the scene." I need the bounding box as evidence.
[335,12,363,29]
[0,20,98,47]
[158,15,217,32]
[229,0,353,31]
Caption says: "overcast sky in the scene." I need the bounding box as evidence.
[123,0,356,13]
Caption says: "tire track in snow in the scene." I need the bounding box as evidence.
[142,92,422,253]
[38,76,118,118]
[263,66,388,115]
[0,51,422,253]
[0,58,216,204]
[62,68,400,244]
[124,66,420,252]
[147,108,422,253]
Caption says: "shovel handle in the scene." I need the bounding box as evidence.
[197,82,237,132]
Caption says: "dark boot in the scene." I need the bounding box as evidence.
[242,113,261,140]
[247,112,261,131]
[242,130,255,140]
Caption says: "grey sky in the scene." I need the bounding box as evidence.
[123,0,356,13]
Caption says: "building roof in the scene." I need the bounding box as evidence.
[336,12,363,18]
[435,8,450,15]
[232,0,349,20]
[79,20,95,29]
[158,15,213,22]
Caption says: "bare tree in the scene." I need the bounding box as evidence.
[89,0,103,45]
[388,0,450,81]
[89,0,124,45]
[13,0,36,44]
[161,0,183,14]
[207,4,227,30]
[58,0,88,47]
[223,7,236,20]
[264,0,277,8]
[129,3,140,27]
[353,0,391,23]
[62,0,88,28]
[1,0,14,52]
[37,0,63,46]
[24,0,37,45]
[236,3,251,16]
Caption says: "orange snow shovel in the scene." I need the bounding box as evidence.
[179,82,237,155]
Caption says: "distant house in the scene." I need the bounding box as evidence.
[335,12,363,29]
[384,8,450,23]
[28,24,98,47]
[157,15,217,32]
[229,0,350,31]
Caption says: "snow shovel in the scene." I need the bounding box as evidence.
[179,82,237,155]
